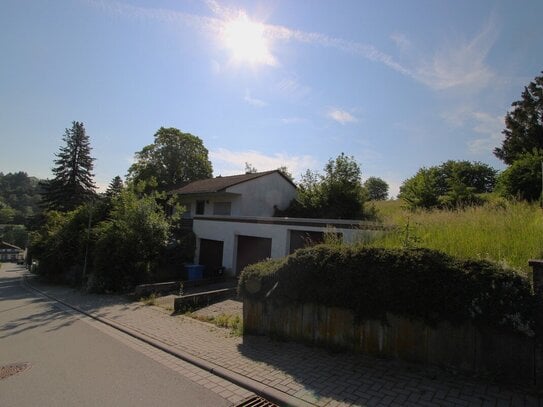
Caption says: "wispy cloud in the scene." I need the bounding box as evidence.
[281,117,307,124]
[327,108,358,125]
[412,20,498,90]
[274,77,311,101]
[210,148,318,179]
[244,90,267,107]
[89,0,496,93]
[443,108,504,154]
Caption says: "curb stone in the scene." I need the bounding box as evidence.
[22,274,314,407]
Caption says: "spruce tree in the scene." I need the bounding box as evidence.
[41,121,97,211]
[105,176,124,199]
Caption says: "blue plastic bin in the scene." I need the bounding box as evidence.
[185,264,204,280]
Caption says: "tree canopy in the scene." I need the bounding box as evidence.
[364,177,389,201]
[40,121,97,211]
[276,153,370,219]
[494,72,543,165]
[0,172,42,224]
[127,127,213,192]
[399,160,497,210]
[496,151,543,202]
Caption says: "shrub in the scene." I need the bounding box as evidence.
[239,245,534,333]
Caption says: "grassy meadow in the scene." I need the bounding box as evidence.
[365,199,543,276]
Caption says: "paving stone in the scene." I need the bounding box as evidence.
[29,279,543,407]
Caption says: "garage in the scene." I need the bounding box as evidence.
[236,235,272,274]
[198,238,224,278]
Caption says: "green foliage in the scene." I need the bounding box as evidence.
[0,225,28,248]
[277,153,370,219]
[90,189,170,292]
[29,206,97,283]
[494,72,543,165]
[399,160,496,210]
[0,172,43,225]
[127,127,213,193]
[369,199,543,275]
[239,245,534,333]
[496,151,543,202]
[40,121,97,212]
[364,177,389,201]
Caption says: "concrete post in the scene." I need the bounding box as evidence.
[529,259,543,386]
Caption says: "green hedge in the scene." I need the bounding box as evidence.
[238,245,534,333]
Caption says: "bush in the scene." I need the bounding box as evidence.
[239,245,534,333]
[496,151,543,202]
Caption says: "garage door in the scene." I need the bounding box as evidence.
[236,235,272,274]
[199,239,224,278]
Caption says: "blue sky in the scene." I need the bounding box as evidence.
[1,0,542,197]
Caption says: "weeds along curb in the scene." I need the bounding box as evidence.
[22,274,314,407]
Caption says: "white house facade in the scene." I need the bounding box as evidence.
[171,170,297,218]
[193,216,386,277]
[172,170,385,278]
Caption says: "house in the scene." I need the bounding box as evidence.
[171,170,385,278]
[170,170,297,218]
[0,241,24,263]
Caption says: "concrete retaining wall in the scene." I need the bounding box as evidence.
[244,299,535,383]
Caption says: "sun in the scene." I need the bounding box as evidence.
[221,12,276,67]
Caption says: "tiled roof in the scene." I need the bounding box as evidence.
[170,170,294,195]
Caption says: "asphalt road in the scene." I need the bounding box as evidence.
[0,263,231,407]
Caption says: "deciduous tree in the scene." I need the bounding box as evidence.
[127,127,212,193]
[364,177,389,201]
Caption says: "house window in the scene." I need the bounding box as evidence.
[196,200,205,215]
[213,202,231,216]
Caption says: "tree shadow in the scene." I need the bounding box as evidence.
[0,300,79,339]
[237,334,536,405]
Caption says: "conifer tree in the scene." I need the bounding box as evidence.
[494,72,543,164]
[105,176,124,199]
[41,121,97,211]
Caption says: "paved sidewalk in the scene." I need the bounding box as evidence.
[27,276,541,407]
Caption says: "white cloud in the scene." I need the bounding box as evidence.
[390,32,411,51]
[327,108,358,125]
[244,90,267,107]
[413,20,498,90]
[90,1,496,93]
[210,148,318,180]
[443,108,504,154]
[274,77,311,101]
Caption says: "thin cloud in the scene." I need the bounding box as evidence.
[244,90,267,107]
[443,108,504,154]
[90,0,412,78]
[210,148,318,180]
[89,0,495,92]
[327,108,358,125]
[413,20,498,90]
[281,117,307,124]
[274,77,311,101]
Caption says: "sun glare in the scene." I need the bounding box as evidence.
[222,12,275,67]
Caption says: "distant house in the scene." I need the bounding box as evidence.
[0,241,24,263]
[171,170,385,278]
[170,170,297,218]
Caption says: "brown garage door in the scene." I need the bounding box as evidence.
[236,235,272,274]
[199,239,224,277]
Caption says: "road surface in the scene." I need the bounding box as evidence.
[0,263,232,407]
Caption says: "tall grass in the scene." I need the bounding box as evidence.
[367,200,543,276]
